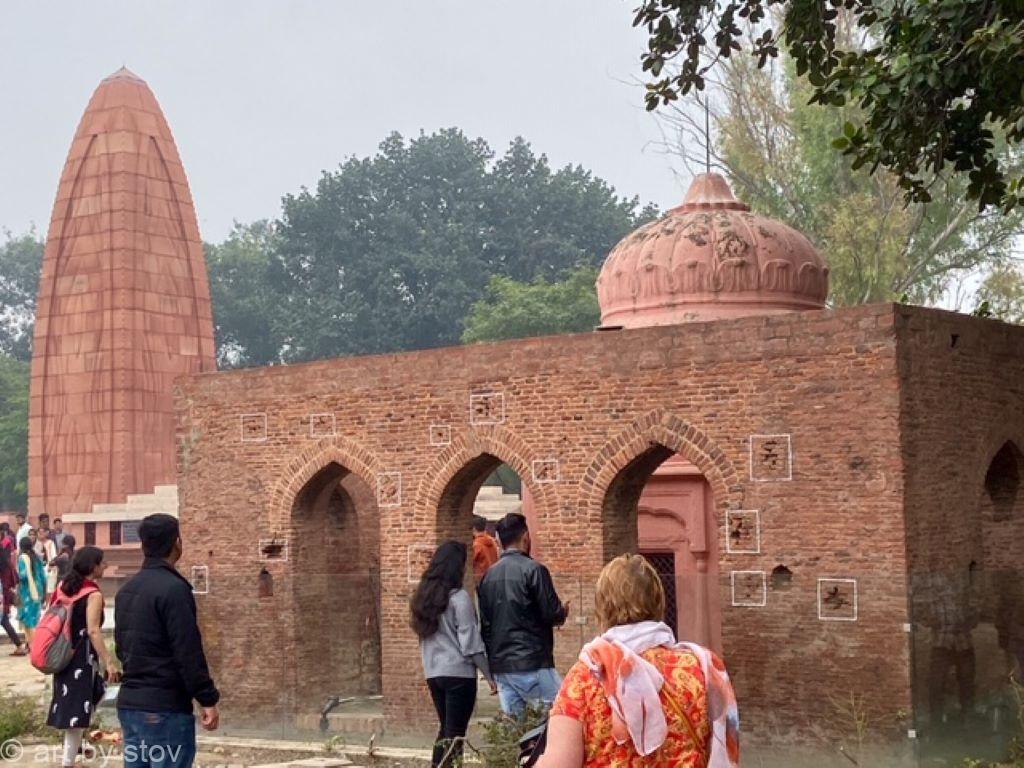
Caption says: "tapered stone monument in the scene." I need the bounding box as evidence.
[28,68,215,536]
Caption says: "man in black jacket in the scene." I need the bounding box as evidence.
[478,513,569,718]
[115,514,219,768]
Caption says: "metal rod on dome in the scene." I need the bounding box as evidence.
[704,96,711,175]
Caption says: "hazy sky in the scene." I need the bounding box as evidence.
[0,1,688,242]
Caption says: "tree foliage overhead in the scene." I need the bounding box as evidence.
[659,42,1023,306]
[0,232,43,363]
[270,129,652,363]
[634,0,1024,211]
[461,266,602,344]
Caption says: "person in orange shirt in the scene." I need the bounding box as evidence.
[536,554,739,768]
[471,516,499,583]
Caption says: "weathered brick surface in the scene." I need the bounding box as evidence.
[896,306,1024,720]
[174,303,1022,743]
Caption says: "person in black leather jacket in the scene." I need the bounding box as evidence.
[478,513,569,718]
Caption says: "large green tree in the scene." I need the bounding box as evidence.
[271,129,651,362]
[633,0,1024,211]
[0,231,43,362]
[0,355,28,510]
[658,40,1023,305]
[205,221,283,368]
[461,266,601,343]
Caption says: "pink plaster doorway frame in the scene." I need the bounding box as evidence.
[637,456,722,652]
[521,454,722,652]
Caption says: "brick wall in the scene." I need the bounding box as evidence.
[177,303,918,743]
[896,306,1024,725]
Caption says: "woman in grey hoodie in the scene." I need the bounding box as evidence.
[411,540,496,767]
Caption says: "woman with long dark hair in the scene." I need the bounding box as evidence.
[16,536,45,643]
[411,540,495,767]
[46,546,121,768]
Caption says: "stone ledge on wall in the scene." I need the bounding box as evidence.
[62,484,179,523]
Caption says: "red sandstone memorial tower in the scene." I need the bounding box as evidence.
[29,68,215,568]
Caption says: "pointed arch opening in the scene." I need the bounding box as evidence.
[290,461,381,703]
[435,454,525,546]
[601,444,722,652]
[985,441,1022,522]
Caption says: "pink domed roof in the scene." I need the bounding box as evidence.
[597,173,829,328]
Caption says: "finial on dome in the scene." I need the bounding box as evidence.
[678,173,750,212]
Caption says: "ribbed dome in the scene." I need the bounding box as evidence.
[597,173,829,328]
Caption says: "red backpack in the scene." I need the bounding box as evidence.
[30,586,98,674]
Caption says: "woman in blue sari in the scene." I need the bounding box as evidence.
[17,536,46,644]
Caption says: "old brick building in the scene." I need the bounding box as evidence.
[175,174,1024,751]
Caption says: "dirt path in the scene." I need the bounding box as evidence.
[0,648,50,701]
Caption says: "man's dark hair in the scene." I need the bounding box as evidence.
[472,515,488,532]
[495,513,528,549]
[15,513,24,521]
[53,518,62,525]
[139,514,180,559]
[38,513,49,523]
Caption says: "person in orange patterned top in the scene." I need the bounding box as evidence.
[536,554,739,768]
[471,516,499,583]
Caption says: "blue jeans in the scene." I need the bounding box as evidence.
[118,710,197,768]
[494,668,563,718]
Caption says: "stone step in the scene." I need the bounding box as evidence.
[294,711,385,734]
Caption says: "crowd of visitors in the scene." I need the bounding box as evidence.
[0,505,743,768]
[0,514,78,652]
[412,512,739,768]
[0,512,219,768]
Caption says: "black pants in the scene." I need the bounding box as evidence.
[427,676,477,767]
[0,611,20,647]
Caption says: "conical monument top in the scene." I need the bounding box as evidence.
[101,66,145,83]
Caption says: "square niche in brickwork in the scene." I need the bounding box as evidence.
[532,459,560,484]
[189,565,209,595]
[240,413,268,443]
[731,570,766,607]
[309,413,336,438]
[429,424,452,447]
[377,472,402,508]
[817,578,858,621]
[469,392,505,425]
[726,510,761,554]
[749,434,792,481]
[407,544,434,584]
[258,538,289,563]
